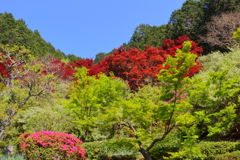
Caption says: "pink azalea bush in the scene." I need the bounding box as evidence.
[19,131,86,160]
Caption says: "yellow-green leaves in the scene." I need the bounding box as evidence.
[158,41,197,86]
[0,44,57,140]
[63,67,129,141]
[232,28,240,39]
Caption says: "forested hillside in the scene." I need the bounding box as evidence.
[0,13,82,61]
[0,0,240,160]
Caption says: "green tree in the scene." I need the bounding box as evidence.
[0,44,57,140]
[168,0,205,41]
[168,47,240,159]
[63,67,129,141]
[123,24,170,50]
[94,52,109,64]
[188,48,240,139]
[66,54,82,62]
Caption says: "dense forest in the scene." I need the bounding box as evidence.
[0,0,240,159]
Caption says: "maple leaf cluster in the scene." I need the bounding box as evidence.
[103,35,203,89]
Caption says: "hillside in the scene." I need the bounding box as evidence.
[0,13,82,61]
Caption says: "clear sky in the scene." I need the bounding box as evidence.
[1,0,186,59]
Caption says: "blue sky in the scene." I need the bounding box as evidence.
[1,0,186,59]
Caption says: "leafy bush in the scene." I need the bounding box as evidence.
[19,131,86,160]
[15,106,75,133]
[214,151,240,160]
[188,48,240,139]
[0,141,7,150]
[82,139,140,160]
[198,48,240,76]
[168,141,240,160]
[199,141,240,159]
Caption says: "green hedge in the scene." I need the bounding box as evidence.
[199,141,240,160]
[82,139,141,160]
[166,141,240,160]
[214,151,240,160]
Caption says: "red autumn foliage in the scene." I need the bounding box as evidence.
[70,58,108,76]
[41,58,107,81]
[0,53,11,78]
[103,35,203,90]
[0,63,10,77]
[43,59,75,80]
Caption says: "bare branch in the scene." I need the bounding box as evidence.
[199,11,240,49]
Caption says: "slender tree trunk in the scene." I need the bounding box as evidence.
[139,148,152,160]
[0,110,16,140]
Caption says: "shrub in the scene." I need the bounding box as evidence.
[81,139,140,160]
[214,151,240,160]
[0,141,7,150]
[198,141,240,159]
[173,141,240,159]
[18,131,86,160]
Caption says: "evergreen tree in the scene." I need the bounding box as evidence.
[123,24,170,50]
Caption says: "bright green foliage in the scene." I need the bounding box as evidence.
[233,28,240,40]
[214,151,240,160]
[168,141,240,159]
[168,49,240,159]
[63,67,129,141]
[188,49,240,138]
[198,141,240,159]
[158,41,197,84]
[155,42,202,159]
[159,47,240,159]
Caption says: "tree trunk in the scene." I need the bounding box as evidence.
[139,148,152,160]
[0,110,16,140]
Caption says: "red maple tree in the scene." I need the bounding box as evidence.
[102,35,203,90]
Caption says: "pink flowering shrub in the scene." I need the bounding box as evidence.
[19,131,86,160]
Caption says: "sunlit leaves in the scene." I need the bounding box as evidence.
[63,67,129,141]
